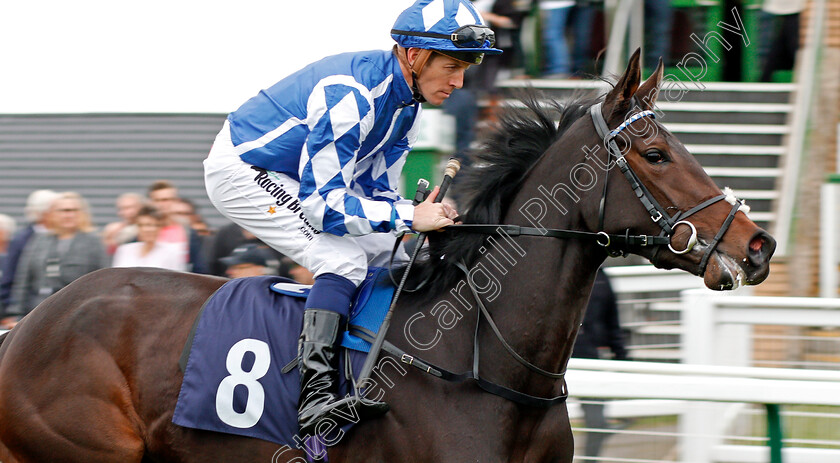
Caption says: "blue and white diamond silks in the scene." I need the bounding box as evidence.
[227,50,420,237]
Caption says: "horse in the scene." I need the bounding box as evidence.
[0,51,774,463]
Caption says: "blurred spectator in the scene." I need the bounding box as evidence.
[285,257,316,285]
[146,180,207,274]
[572,267,628,462]
[221,243,274,279]
[206,222,250,276]
[7,192,107,325]
[101,192,145,255]
[569,0,601,76]
[112,205,186,271]
[171,197,212,237]
[206,222,288,277]
[644,0,673,72]
[0,214,17,283]
[540,0,575,78]
[443,0,531,186]
[442,66,480,161]
[0,189,59,314]
[443,0,536,191]
[759,0,804,82]
[471,0,529,92]
[489,0,534,78]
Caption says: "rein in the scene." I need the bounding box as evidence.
[349,259,568,408]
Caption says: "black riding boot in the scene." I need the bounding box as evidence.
[297,309,389,436]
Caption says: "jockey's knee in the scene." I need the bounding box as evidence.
[305,273,357,318]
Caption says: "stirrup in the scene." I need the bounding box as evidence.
[302,395,390,434]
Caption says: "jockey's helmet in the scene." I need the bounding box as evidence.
[391,0,503,67]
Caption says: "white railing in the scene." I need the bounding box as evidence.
[679,291,840,461]
[569,358,840,404]
[604,264,704,294]
[604,264,704,361]
[681,290,840,366]
[563,289,840,462]
[821,180,840,297]
[568,358,840,463]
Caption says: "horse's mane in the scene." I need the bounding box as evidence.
[406,89,603,297]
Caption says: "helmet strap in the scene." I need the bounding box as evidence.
[410,48,433,75]
[409,48,433,103]
[410,71,426,103]
[399,46,431,103]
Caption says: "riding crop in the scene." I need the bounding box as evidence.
[356,158,461,385]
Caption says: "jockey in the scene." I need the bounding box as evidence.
[203,0,501,436]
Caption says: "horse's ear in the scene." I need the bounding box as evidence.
[602,48,642,121]
[635,58,664,110]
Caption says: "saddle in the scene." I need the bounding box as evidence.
[172,269,393,447]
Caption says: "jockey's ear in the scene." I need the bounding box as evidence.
[602,48,641,122]
[635,58,664,111]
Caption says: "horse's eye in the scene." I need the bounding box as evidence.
[643,149,667,164]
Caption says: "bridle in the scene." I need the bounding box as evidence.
[588,101,744,271]
[364,100,748,409]
[451,101,746,272]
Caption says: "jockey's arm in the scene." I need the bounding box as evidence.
[298,124,416,236]
[298,81,456,236]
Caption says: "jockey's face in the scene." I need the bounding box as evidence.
[415,52,470,106]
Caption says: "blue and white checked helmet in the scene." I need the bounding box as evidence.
[391,0,503,64]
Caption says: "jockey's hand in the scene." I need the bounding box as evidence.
[412,186,458,232]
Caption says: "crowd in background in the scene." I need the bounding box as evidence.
[478,0,802,82]
[0,3,803,458]
[0,182,315,330]
[442,0,803,175]
[0,0,805,327]
[0,0,803,324]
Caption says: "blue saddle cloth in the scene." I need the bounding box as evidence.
[172,268,394,446]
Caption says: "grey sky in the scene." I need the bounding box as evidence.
[0,0,412,113]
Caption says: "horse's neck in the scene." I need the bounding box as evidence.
[390,135,606,402]
[478,141,606,389]
[397,212,603,400]
[481,229,602,384]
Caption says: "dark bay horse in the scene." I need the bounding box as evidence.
[0,52,774,463]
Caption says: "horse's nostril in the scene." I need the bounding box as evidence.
[748,232,775,266]
[750,236,764,253]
